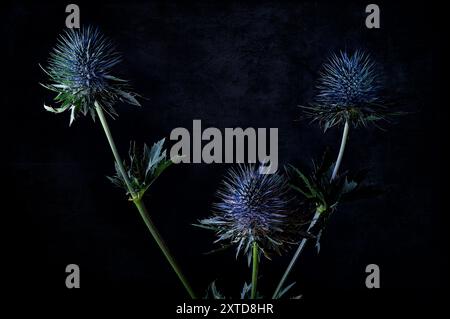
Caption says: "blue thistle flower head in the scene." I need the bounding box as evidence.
[316,50,380,108]
[300,50,397,130]
[41,26,140,125]
[198,165,298,261]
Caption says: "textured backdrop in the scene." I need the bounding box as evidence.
[4,0,446,306]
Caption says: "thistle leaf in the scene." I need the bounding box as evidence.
[145,138,166,177]
[287,151,379,242]
[206,281,226,299]
[240,282,252,299]
[44,103,70,113]
[273,282,296,299]
[107,138,172,198]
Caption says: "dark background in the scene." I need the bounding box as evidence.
[3,0,447,310]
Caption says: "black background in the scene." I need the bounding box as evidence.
[3,0,447,311]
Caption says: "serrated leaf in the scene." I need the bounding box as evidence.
[206,281,225,299]
[107,138,172,198]
[288,165,316,197]
[274,282,296,299]
[315,229,323,254]
[145,138,166,175]
[342,177,358,194]
[117,89,141,106]
[289,184,314,199]
[240,282,252,299]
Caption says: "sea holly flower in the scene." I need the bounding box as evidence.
[198,165,298,261]
[108,138,173,200]
[41,26,140,125]
[198,165,300,299]
[274,50,402,299]
[41,27,196,298]
[301,50,395,130]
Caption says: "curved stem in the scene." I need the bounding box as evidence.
[251,242,259,299]
[272,120,350,299]
[331,120,350,181]
[272,210,319,299]
[133,199,197,299]
[95,102,196,299]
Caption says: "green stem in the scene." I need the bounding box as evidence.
[272,210,319,299]
[95,101,136,198]
[331,120,349,181]
[272,120,350,299]
[133,198,196,299]
[95,102,196,299]
[251,242,259,299]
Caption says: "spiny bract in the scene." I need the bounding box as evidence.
[41,26,140,125]
[198,165,298,262]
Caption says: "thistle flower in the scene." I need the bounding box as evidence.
[41,27,196,298]
[108,138,173,199]
[41,26,140,125]
[301,50,393,129]
[198,166,298,261]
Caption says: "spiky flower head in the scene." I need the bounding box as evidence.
[41,26,140,125]
[316,50,380,108]
[198,165,298,262]
[301,50,394,130]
